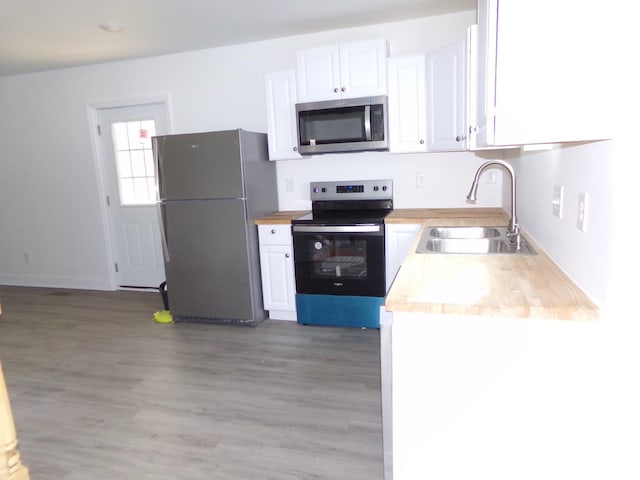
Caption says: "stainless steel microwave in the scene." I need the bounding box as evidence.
[295,95,388,155]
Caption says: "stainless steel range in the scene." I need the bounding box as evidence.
[292,179,393,328]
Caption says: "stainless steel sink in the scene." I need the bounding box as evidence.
[429,226,500,239]
[416,226,536,255]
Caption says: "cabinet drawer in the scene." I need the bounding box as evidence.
[258,224,292,245]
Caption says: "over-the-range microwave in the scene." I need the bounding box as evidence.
[295,95,388,155]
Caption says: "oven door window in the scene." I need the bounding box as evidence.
[313,237,367,279]
[293,230,385,297]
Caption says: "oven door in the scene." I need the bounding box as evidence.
[292,223,386,297]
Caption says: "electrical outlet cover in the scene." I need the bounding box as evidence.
[577,192,588,232]
[552,185,564,218]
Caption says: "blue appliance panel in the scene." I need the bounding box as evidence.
[296,293,383,329]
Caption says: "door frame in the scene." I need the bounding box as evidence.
[86,95,173,290]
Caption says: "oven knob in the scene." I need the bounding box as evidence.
[382,185,388,191]
[373,186,379,191]
[322,187,327,193]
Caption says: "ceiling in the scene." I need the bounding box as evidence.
[0,0,476,78]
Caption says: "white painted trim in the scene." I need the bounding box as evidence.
[0,273,112,291]
[85,94,173,290]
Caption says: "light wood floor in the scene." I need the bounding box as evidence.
[0,286,383,480]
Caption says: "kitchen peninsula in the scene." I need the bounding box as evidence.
[0,304,31,480]
[381,208,600,480]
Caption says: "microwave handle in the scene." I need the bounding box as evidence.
[364,105,372,141]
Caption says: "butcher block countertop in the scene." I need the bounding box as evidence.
[385,208,599,320]
[254,210,308,225]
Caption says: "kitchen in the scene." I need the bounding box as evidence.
[0,1,637,479]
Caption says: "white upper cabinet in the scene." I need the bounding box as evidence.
[387,54,427,153]
[426,36,468,151]
[264,70,302,161]
[473,0,614,147]
[296,39,388,102]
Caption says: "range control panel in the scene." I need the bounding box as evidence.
[309,179,393,201]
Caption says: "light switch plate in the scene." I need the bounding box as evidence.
[285,177,295,192]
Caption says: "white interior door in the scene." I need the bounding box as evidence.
[97,103,168,288]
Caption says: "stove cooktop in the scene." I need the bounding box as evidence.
[293,179,394,225]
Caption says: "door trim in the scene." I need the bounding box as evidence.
[85,95,173,290]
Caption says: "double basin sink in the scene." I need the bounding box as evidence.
[416,226,536,255]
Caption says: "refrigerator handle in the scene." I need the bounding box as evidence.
[157,202,170,263]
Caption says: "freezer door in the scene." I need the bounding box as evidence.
[162,198,262,322]
[156,130,245,200]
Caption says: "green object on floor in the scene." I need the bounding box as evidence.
[153,310,173,324]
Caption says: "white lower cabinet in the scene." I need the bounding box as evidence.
[385,223,421,292]
[258,224,297,321]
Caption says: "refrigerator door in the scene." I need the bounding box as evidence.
[162,198,263,323]
[156,130,245,201]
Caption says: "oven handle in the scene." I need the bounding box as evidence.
[292,224,381,233]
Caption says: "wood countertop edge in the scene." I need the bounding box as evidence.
[255,210,309,225]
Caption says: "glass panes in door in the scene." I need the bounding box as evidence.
[111,120,157,205]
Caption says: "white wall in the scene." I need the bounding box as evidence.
[506,137,634,312]
[506,142,614,307]
[1,10,502,290]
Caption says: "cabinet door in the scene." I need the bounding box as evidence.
[387,54,427,153]
[259,244,296,313]
[474,0,613,147]
[385,224,421,292]
[296,45,341,102]
[264,70,302,160]
[296,39,388,102]
[426,39,467,152]
[339,39,388,99]
[474,0,498,147]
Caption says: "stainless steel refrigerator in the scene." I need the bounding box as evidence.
[154,129,278,325]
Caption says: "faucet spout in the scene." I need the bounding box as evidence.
[466,160,521,246]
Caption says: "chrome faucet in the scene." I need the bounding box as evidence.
[466,160,522,247]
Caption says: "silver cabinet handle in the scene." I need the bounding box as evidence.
[285,253,290,258]
[334,87,339,93]
[293,146,297,151]
[270,229,276,234]
[456,136,461,142]
[341,87,346,92]
[420,139,425,144]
